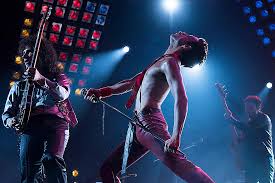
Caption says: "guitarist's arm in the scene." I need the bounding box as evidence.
[224,101,246,131]
[2,82,20,128]
[27,68,70,101]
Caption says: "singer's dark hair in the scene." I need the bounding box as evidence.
[178,38,208,68]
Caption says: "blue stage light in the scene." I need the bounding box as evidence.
[249,16,257,23]
[267,0,274,3]
[255,1,263,8]
[256,29,264,36]
[86,1,96,13]
[269,24,275,31]
[261,10,269,17]
[263,37,271,45]
[266,82,272,89]
[123,46,130,53]
[99,4,110,15]
[95,15,106,26]
[272,50,275,58]
[243,6,251,14]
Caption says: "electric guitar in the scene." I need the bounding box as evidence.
[215,83,245,171]
[215,83,241,147]
[16,6,52,133]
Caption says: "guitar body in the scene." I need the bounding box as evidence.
[17,82,35,134]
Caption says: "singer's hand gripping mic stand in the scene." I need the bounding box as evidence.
[81,88,185,155]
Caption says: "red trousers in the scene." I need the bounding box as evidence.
[100,108,215,183]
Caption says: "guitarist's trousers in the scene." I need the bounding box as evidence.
[100,107,215,183]
[19,114,69,183]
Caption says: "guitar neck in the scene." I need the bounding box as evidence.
[219,96,239,138]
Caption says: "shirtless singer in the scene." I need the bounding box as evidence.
[84,32,215,183]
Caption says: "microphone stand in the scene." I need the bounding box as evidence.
[81,89,185,156]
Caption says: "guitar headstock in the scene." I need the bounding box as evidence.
[41,5,52,20]
[215,83,228,99]
[46,6,52,20]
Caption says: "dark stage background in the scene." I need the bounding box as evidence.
[0,0,274,182]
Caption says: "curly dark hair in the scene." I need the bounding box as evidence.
[18,35,60,78]
[178,38,208,68]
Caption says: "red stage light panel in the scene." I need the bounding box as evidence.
[49,33,59,44]
[41,5,50,13]
[25,1,36,13]
[55,7,65,18]
[82,66,90,75]
[57,0,68,7]
[43,0,54,3]
[65,25,76,36]
[89,40,98,50]
[68,10,79,21]
[72,0,82,10]
[69,63,79,73]
[78,79,86,87]
[92,30,101,40]
[63,36,73,46]
[51,22,62,33]
[59,52,68,61]
[85,56,93,65]
[79,28,89,38]
[72,54,82,62]
[82,12,93,23]
[76,39,86,48]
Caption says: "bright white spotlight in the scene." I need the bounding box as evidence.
[122,46,130,53]
[266,82,272,89]
[162,0,179,13]
[192,64,202,71]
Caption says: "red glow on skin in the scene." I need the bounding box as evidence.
[76,39,85,48]
[55,7,64,17]
[69,11,78,20]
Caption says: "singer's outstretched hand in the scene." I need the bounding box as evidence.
[83,88,101,103]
